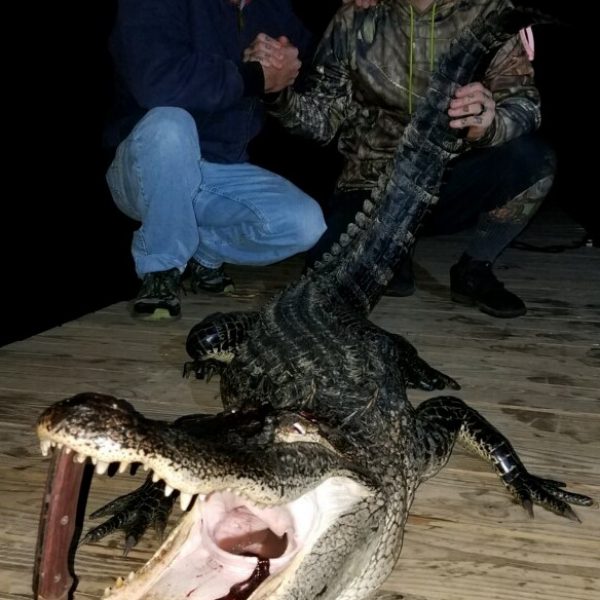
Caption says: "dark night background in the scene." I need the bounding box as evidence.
[2,1,594,347]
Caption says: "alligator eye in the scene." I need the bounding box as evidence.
[292,422,306,435]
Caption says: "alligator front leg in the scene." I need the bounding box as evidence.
[80,407,281,553]
[415,396,594,519]
[183,310,259,379]
[81,478,174,554]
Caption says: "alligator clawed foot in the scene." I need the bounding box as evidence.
[508,472,594,521]
[182,360,197,379]
[182,358,226,381]
[81,479,173,552]
[404,355,460,391]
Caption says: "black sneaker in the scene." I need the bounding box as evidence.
[132,268,182,320]
[384,255,416,297]
[450,254,526,318]
[188,259,234,294]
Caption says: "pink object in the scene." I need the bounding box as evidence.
[519,26,535,61]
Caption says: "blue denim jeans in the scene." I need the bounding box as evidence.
[106,107,326,277]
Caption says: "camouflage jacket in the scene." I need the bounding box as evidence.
[270,0,541,191]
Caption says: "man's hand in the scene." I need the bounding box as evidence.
[343,0,379,8]
[243,33,285,68]
[244,34,301,93]
[448,82,496,142]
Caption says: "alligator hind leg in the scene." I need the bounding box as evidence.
[390,333,460,391]
[415,396,593,520]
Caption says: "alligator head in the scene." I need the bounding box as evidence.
[35,393,395,600]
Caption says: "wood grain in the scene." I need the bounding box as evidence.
[0,207,598,599]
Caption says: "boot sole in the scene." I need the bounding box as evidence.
[451,291,526,319]
[384,285,416,298]
[131,305,181,321]
[190,283,235,295]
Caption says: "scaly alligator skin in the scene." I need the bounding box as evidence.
[35,3,591,600]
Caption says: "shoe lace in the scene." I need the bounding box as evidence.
[141,269,181,298]
[188,262,228,293]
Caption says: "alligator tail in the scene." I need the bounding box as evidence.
[310,2,569,314]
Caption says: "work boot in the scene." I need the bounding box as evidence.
[188,259,235,294]
[450,254,526,318]
[385,256,416,297]
[132,268,182,320]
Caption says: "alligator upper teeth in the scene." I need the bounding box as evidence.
[40,440,51,456]
[38,441,199,514]
[95,461,110,475]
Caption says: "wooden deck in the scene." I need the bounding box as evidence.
[1,206,598,600]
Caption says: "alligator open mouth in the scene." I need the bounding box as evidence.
[34,395,372,600]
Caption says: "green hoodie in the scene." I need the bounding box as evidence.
[271,0,540,191]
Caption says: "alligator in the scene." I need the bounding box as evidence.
[34,2,592,600]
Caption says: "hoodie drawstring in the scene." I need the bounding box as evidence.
[408,2,437,114]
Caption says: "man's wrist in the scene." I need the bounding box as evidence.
[467,117,497,147]
[240,61,265,97]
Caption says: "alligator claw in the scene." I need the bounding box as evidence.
[81,479,174,551]
[182,360,197,379]
[124,535,138,557]
[520,497,534,518]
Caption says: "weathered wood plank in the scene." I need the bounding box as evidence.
[1,207,598,600]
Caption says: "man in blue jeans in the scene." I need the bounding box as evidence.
[104,0,327,320]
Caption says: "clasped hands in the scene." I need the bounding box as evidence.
[243,0,379,93]
[243,33,300,93]
[244,1,496,141]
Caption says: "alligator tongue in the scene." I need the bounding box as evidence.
[216,557,270,600]
[33,448,86,600]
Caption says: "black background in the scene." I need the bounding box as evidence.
[2,1,594,347]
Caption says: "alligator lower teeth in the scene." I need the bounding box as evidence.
[180,492,193,511]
